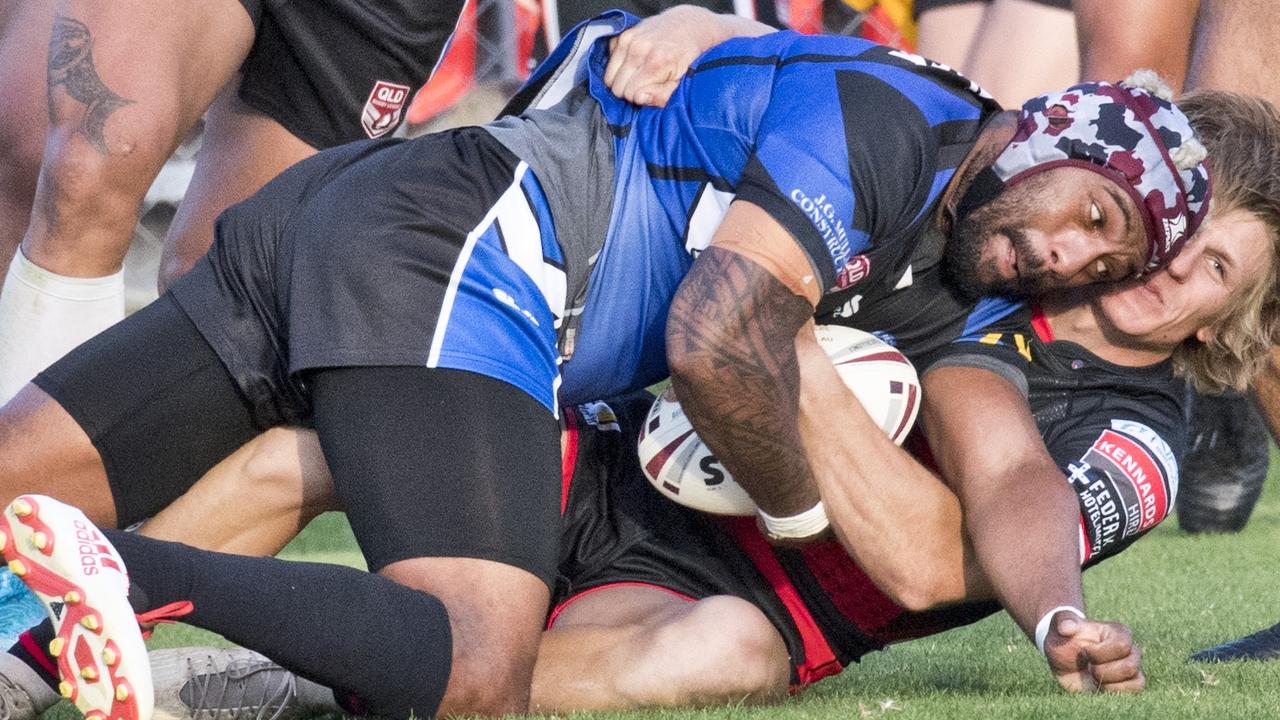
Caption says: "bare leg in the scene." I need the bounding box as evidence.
[1075,0,1199,91]
[0,384,115,524]
[915,2,986,73]
[1187,0,1280,103]
[139,427,337,555]
[26,0,252,275]
[533,586,789,712]
[0,0,53,278]
[964,0,1078,107]
[157,84,316,290]
[0,0,254,399]
[369,558,547,715]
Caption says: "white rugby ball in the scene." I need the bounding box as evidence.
[637,325,920,516]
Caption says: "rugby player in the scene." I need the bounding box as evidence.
[0,0,465,401]
[0,9,1210,718]
[1182,0,1280,663]
[1,89,1276,716]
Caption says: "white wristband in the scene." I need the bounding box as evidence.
[758,502,829,540]
[1035,605,1086,655]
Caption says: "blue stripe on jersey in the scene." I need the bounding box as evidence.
[958,296,1025,340]
[433,181,562,413]
[914,169,956,225]
[557,133,697,405]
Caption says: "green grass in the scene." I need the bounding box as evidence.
[102,460,1280,719]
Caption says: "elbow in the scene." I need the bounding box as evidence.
[665,293,722,390]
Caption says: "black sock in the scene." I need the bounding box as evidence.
[8,622,58,690]
[103,530,452,719]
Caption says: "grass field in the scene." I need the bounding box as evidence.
[80,454,1280,719]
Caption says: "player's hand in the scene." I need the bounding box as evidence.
[605,7,716,107]
[1043,613,1145,693]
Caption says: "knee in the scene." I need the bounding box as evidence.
[637,596,790,706]
[438,633,538,716]
[239,427,335,521]
[380,562,547,716]
[438,668,533,717]
[37,112,180,224]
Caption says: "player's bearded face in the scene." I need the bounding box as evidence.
[943,181,1050,300]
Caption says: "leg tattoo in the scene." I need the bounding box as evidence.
[47,15,133,154]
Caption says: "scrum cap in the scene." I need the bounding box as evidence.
[959,71,1212,273]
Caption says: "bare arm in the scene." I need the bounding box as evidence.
[668,202,983,610]
[605,5,772,107]
[670,199,998,604]
[667,202,820,517]
[921,365,1143,692]
[794,321,990,609]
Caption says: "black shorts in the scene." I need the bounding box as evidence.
[170,128,565,428]
[164,128,566,581]
[913,0,1070,18]
[33,295,262,527]
[551,392,846,687]
[235,0,464,148]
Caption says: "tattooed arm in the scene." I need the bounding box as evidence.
[667,202,985,611]
[666,201,820,517]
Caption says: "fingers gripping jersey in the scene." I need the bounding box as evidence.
[927,305,1185,565]
[498,13,1000,404]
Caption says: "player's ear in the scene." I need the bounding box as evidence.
[1194,324,1216,345]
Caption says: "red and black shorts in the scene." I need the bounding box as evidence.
[235,0,465,148]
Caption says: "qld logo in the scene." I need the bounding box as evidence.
[361,80,412,139]
[835,254,871,289]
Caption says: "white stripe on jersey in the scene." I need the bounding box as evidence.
[499,180,568,328]
[532,19,615,110]
[686,183,735,255]
[429,161,568,366]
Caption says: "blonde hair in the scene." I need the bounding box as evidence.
[1173,91,1280,393]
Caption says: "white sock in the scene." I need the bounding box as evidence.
[0,249,125,403]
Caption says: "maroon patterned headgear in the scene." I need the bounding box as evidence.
[960,72,1212,273]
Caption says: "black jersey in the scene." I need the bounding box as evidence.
[925,304,1185,565]
[554,305,1186,686]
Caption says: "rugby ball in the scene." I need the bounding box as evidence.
[637,325,920,516]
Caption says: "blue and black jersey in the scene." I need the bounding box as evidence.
[497,12,1003,404]
[173,12,1006,423]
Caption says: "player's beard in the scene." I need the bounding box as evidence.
[943,186,1048,301]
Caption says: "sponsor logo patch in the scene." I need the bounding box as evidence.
[1067,420,1173,561]
[361,80,412,139]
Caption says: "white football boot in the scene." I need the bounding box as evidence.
[0,496,153,720]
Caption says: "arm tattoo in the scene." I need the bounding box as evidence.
[48,15,133,155]
[667,247,818,516]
